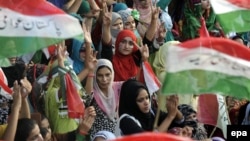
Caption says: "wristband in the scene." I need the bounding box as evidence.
[88,73,95,77]
[79,130,88,135]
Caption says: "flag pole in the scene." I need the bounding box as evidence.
[153,92,162,130]
[209,126,217,138]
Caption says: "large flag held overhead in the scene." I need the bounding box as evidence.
[0,0,83,59]
[210,0,250,34]
[197,94,230,138]
[161,36,250,100]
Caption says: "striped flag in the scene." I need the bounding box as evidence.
[210,0,250,33]
[161,36,250,100]
[0,68,12,97]
[0,0,83,59]
[197,94,230,138]
[142,61,161,95]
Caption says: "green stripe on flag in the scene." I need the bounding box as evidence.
[162,69,250,100]
[0,34,82,59]
[217,10,250,34]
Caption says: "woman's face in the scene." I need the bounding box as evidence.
[169,126,193,138]
[112,19,123,30]
[138,0,150,8]
[40,118,51,140]
[136,89,150,113]
[118,37,134,55]
[26,124,43,141]
[124,16,136,31]
[201,0,210,10]
[186,113,197,122]
[96,67,112,91]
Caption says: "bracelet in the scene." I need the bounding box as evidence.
[79,130,88,135]
[88,73,95,77]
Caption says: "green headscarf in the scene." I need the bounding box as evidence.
[77,0,91,15]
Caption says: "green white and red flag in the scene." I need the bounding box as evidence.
[210,0,250,33]
[161,36,250,100]
[0,0,83,59]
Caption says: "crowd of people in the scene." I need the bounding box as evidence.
[0,0,250,141]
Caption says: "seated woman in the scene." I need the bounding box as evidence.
[116,79,184,136]
[15,118,43,141]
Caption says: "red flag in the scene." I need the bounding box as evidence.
[197,94,230,138]
[111,132,193,141]
[65,73,84,118]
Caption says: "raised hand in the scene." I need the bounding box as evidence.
[166,95,179,119]
[12,81,21,110]
[82,22,92,44]
[134,40,149,62]
[20,77,32,98]
[85,49,98,71]
[78,106,96,134]
[102,1,112,26]
[151,1,161,21]
[56,41,67,67]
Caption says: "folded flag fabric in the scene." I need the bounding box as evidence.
[0,68,12,97]
[162,36,250,100]
[197,94,230,138]
[0,0,83,59]
[112,132,193,141]
[142,61,161,95]
[210,0,250,34]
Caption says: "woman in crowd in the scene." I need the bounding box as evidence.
[15,118,43,141]
[116,79,184,136]
[85,58,123,139]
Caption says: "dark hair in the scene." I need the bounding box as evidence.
[15,118,38,141]
[97,65,112,73]
[231,35,244,41]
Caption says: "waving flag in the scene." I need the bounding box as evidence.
[111,132,193,141]
[161,36,250,100]
[0,0,83,59]
[0,68,12,96]
[197,94,230,138]
[210,0,250,33]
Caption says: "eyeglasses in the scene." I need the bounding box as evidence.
[120,39,134,46]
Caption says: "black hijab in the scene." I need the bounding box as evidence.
[119,79,154,131]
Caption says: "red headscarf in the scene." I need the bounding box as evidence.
[113,30,139,81]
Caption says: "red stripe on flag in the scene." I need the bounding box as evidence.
[197,94,218,126]
[179,37,250,61]
[228,0,250,9]
[112,132,193,141]
[0,0,64,16]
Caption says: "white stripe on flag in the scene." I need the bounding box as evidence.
[0,8,82,38]
[142,62,161,95]
[216,94,230,138]
[166,46,250,79]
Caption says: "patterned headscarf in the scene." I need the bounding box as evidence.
[178,104,208,140]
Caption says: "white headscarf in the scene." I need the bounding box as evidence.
[92,130,116,141]
[93,59,118,121]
